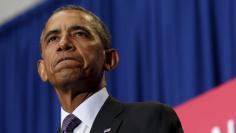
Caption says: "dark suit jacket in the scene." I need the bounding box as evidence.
[58,97,184,133]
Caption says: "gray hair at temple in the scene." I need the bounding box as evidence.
[40,5,111,50]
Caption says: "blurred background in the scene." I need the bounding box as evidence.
[0,0,236,132]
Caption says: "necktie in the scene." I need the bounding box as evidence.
[62,114,81,133]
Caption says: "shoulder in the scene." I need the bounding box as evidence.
[119,101,183,132]
[115,101,179,124]
[125,101,176,115]
[105,98,183,132]
[107,97,177,117]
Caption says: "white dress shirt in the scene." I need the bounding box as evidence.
[61,87,109,133]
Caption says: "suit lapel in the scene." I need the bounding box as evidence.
[90,96,125,133]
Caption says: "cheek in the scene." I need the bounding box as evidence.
[96,51,105,66]
[43,52,56,73]
[43,59,53,75]
[95,51,105,71]
[85,48,105,68]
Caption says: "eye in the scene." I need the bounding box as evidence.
[47,36,59,44]
[73,31,89,38]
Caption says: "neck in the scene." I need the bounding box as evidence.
[54,74,107,113]
[57,90,98,113]
[55,83,105,113]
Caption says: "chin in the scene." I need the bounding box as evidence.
[51,69,83,83]
[50,68,103,90]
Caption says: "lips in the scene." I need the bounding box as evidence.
[54,57,83,72]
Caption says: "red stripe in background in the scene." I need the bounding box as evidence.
[175,78,236,133]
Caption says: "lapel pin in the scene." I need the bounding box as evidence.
[104,128,111,133]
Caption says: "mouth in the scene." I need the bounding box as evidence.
[54,57,83,72]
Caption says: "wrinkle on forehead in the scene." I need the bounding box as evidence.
[40,9,103,50]
[45,10,93,32]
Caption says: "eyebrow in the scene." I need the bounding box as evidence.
[68,25,91,35]
[43,25,92,42]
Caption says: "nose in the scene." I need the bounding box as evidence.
[57,35,75,52]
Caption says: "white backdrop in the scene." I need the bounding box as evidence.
[0,0,43,25]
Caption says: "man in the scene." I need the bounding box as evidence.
[37,5,183,133]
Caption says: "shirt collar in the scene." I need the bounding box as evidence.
[61,87,109,128]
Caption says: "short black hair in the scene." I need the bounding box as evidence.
[40,5,111,50]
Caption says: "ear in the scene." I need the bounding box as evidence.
[37,59,48,82]
[104,49,119,71]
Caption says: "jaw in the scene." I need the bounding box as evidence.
[51,69,105,93]
[53,74,106,113]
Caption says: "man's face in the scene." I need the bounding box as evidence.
[39,10,105,89]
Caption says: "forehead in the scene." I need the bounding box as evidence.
[44,10,93,32]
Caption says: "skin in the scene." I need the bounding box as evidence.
[37,10,119,113]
